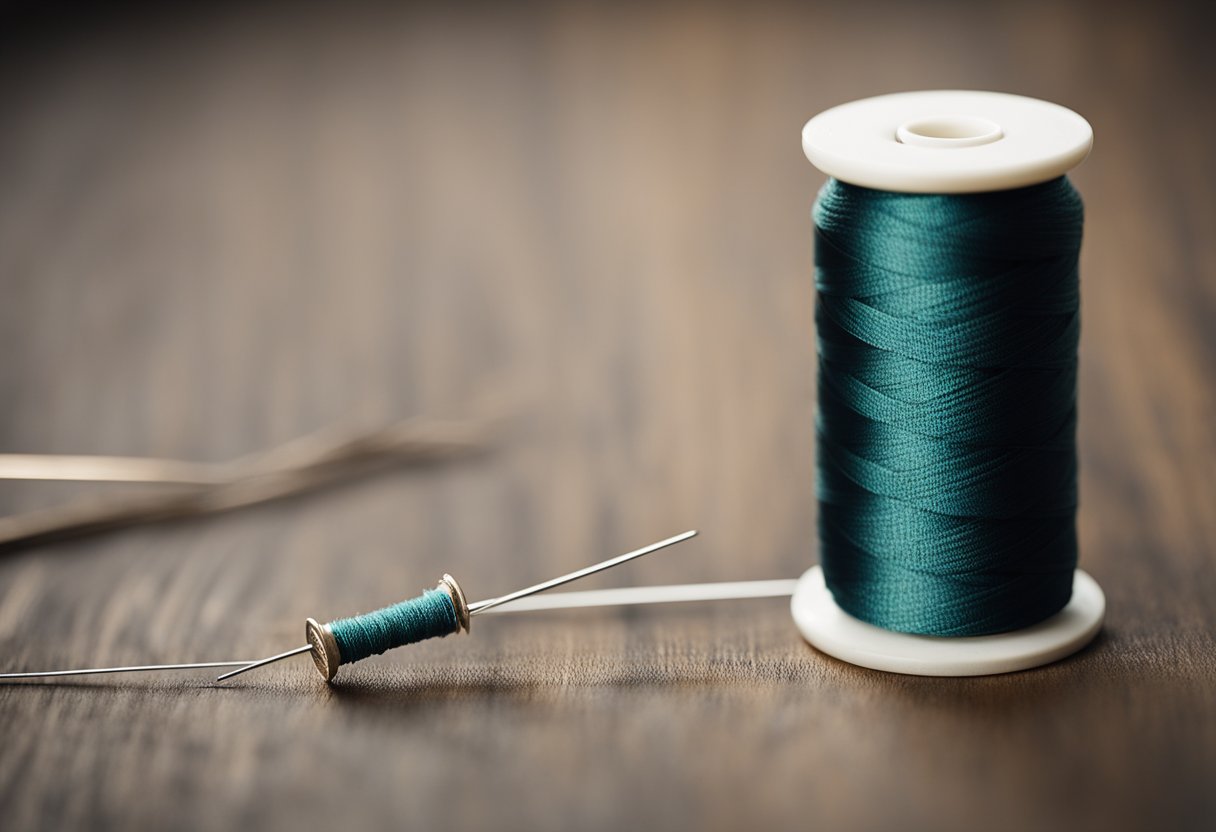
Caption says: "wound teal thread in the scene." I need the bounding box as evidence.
[814,176,1083,637]
[329,588,458,664]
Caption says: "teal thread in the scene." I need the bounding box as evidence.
[329,588,459,665]
[814,176,1083,636]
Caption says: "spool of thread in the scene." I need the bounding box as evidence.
[791,91,1105,676]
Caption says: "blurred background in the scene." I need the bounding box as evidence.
[1,1,1213,830]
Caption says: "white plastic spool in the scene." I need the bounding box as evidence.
[794,90,1105,676]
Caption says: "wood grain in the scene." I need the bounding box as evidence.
[1,1,1213,830]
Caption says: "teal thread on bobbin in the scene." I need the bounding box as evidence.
[813,176,1083,637]
[328,588,459,663]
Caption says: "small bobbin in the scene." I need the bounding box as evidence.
[305,575,472,682]
[797,90,1106,676]
[210,531,698,685]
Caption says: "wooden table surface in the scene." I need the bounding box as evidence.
[1,2,1213,830]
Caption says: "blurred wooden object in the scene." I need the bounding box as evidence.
[0,418,487,548]
[0,2,1212,830]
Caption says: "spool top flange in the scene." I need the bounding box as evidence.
[802,90,1092,193]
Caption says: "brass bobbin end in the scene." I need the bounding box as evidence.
[439,574,471,634]
[305,617,341,682]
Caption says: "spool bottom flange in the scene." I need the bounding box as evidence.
[791,566,1104,676]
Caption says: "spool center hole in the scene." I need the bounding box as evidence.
[897,115,1003,148]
